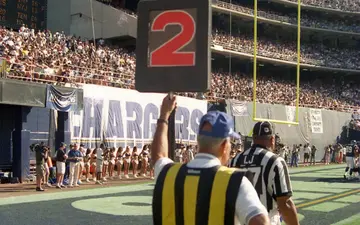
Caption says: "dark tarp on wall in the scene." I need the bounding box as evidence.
[0,78,83,109]
[226,101,351,161]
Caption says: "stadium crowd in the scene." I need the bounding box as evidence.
[209,71,360,112]
[0,25,359,112]
[212,29,360,70]
[0,26,136,88]
[286,0,360,12]
[216,1,360,33]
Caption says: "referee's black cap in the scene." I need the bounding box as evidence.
[253,121,274,137]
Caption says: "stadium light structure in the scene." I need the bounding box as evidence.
[252,0,301,125]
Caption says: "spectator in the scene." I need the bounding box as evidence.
[67,144,82,187]
[78,144,86,184]
[286,0,360,12]
[212,29,360,70]
[216,1,360,33]
[303,143,311,164]
[34,142,48,191]
[310,145,317,165]
[1,26,360,113]
[55,142,68,189]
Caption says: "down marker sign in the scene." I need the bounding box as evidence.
[149,10,196,67]
[135,0,211,93]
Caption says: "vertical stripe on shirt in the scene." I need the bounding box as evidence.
[263,155,277,211]
[162,163,182,225]
[174,164,188,225]
[195,166,219,225]
[153,163,174,225]
[208,167,236,225]
[183,175,200,225]
[224,171,245,225]
[280,160,292,193]
[273,165,282,197]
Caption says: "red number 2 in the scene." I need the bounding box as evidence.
[149,10,196,67]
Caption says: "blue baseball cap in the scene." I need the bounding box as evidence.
[198,111,240,139]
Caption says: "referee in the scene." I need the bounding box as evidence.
[231,121,299,225]
[151,94,270,225]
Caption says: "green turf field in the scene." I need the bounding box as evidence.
[0,164,359,225]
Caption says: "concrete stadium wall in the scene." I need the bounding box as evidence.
[47,0,72,34]
[226,101,351,161]
[47,0,136,38]
[0,105,70,182]
[70,0,137,39]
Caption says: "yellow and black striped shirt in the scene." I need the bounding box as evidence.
[152,162,253,225]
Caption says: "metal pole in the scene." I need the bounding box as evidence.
[252,0,258,121]
[89,0,96,47]
[167,92,176,160]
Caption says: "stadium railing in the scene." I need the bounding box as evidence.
[213,1,360,35]
[2,59,359,113]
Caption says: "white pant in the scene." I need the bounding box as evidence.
[69,162,80,186]
[56,161,66,174]
[346,157,355,169]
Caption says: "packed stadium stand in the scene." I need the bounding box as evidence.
[1,0,359,113]
[280,0,360,12]
[214,1,360,34]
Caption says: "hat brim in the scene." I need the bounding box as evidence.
[229,132,241,140]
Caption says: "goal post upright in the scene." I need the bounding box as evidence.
[252,0,301,125]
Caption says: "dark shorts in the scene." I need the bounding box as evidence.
[36,165,45,177]
[304,153,309,159]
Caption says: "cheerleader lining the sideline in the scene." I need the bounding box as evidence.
[90,148,97,182]
[84,148,92,182]
[116,146,124,179]
[108,147,116,179]
[102,148,110,181]
[123,146,132,179]
[78,144,155,181]
[132,146,139,178]
[140,145,149,177]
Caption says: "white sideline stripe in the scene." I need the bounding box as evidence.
[0,183,154,206]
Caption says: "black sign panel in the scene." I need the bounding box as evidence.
[135,0,211,93]
[0,0,47,30]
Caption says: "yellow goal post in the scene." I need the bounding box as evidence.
[252,0,301,125]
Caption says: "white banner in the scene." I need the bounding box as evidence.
[229,100,249,117]
[310,109,323,134]
[70,85,207,148]
[285,106,296,122]
[285,106,296,127]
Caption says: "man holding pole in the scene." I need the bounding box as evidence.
[151,94,270,225]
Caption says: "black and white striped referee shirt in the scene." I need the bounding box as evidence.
[231,144,293,222]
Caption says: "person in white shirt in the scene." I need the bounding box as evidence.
[96,144,104,184]
[303,144,311,165]
[151,94,270,225]
[175,147,183,163]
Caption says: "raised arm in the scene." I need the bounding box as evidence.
[151,94,177,165]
